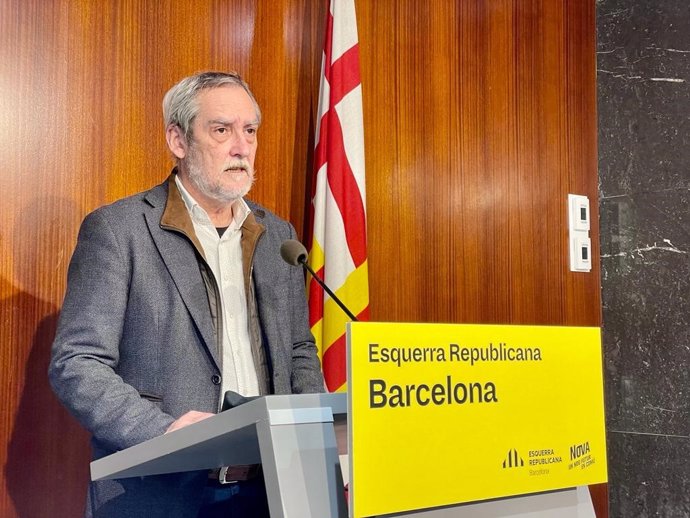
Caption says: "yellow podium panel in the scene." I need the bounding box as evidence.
[347,322,607,518]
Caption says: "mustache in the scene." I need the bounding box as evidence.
[223,159,252,172]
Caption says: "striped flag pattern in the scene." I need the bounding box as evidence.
[308,0,369,392]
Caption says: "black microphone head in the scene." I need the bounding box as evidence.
[280,239,309,266]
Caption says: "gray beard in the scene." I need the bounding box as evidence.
[185,152,254,203]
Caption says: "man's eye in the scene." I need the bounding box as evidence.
[215,127,227,134]
[246,128,257,135]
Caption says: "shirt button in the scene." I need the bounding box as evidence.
[211,375,221,385]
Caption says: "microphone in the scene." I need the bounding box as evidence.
[280,239,358,322]
[280,239,309,266]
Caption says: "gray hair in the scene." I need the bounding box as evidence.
[162,71,262,140]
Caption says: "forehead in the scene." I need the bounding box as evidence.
[194,85,257,123]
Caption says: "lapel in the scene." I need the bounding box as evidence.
[249,218,290,367]
[253,261,286,347]
[143,178,220,370]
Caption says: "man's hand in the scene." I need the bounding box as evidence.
[165,411,214,434]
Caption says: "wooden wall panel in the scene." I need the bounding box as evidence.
[0,1,323,515]
[0,0,603,516]
[358,0,601,328]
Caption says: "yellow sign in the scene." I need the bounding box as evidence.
[347,322,607,518]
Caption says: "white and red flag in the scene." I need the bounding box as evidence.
[307,0,369,392]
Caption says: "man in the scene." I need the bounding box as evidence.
[49,72,325,518]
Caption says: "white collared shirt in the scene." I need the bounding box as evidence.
[175,175,260,398]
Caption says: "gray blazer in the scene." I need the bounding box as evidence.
[49,178,324,518]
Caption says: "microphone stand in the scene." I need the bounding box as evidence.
[298,257,359,322]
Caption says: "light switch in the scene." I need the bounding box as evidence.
[568,194,590,232]
[568,194,592,272]
[574,236,591,271]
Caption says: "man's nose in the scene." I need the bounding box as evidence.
[229,133,251,158]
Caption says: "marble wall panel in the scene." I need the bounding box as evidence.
[607,432,690,518]
[597,0,690,516]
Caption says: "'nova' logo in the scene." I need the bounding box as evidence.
[570,441,590,461]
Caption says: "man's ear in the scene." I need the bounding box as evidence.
[166,124,188,160]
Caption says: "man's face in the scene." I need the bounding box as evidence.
[180,85,259,204]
